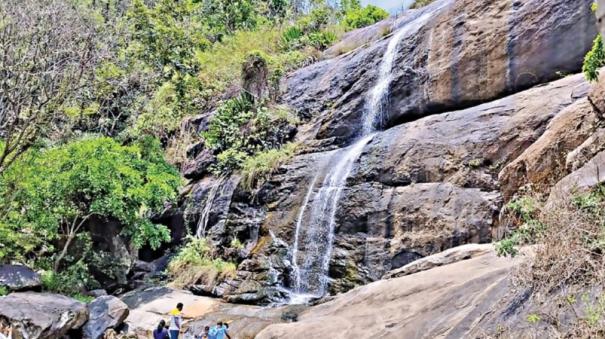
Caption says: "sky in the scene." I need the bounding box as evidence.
[361,0,415,13]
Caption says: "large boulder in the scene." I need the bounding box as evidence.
[83,296,129,339]
[0,265,41,292]
[284,0,596,144]
[0,292,88,339]
[256,245,526,339]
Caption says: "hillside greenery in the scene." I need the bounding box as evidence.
[0,0,389,295]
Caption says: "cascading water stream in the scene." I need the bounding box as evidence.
[289,135,374,300]
[195,177,225,238]
[287,14,428,303]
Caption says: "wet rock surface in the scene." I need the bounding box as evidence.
[256,74,590,295]
[256,245,526,339]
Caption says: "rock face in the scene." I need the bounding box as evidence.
[499,97,599,199]
[384,243,494,279]
[86,217,135,292]
[252,74,590,297]
[0,292,88,339]
[83,296,129,339]
[0,265,41,292]
[256,245,525,339]
[284,0,596,144]
[176,0,599,303]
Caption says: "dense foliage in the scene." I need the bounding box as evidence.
[0,0,389,296]
[0,137,180,281]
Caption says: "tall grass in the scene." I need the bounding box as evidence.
[167,237,237,289]
[240,142,299,191]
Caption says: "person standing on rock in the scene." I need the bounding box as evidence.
[169,303,184,339]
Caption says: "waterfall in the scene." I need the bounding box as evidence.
[195,177,225,238]
[363,27,407,133]
[288,10,434,303]
[290,135,374,300]
[364,10,435,133]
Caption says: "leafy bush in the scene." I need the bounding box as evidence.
[583,35,605,82]
[167,237,237,288]
[280,6,343,52]
[0,286,8,297]
[0,137,181,269]
[342,5,389,30]
[203,96,297,174]
[40,260,98,296]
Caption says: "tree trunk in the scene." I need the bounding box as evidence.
[53,232,75,272]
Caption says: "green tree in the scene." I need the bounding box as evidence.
[0,137,181,270]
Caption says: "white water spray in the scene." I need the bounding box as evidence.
[288,10,435,303]
[195,177,225,238]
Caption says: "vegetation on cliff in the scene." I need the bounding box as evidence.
[0,137,180,294]
[0,0,389,295]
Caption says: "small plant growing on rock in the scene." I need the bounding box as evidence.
[410,0,436,9]
[167,237,237,289]
[0,286,7,297]
[230,238,245,250]
[496,195,545,257]
[527,313,541,324]
[583,35,605,82]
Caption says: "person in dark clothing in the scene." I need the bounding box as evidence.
[153,320,170,339]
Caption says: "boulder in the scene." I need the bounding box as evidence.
[284,0,596,144]
[384,243,494,279]
[83,296,129,339]
[0,292,88,339]
[241,52,269,101]
[86,217,135,291]
[548,150,605,204]
[256,245,527,339]
[499,97,599,199]
[182,149,216,180]
[566,128,605,172]
[0,265,41,292]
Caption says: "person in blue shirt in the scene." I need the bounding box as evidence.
[209,321,231,339]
